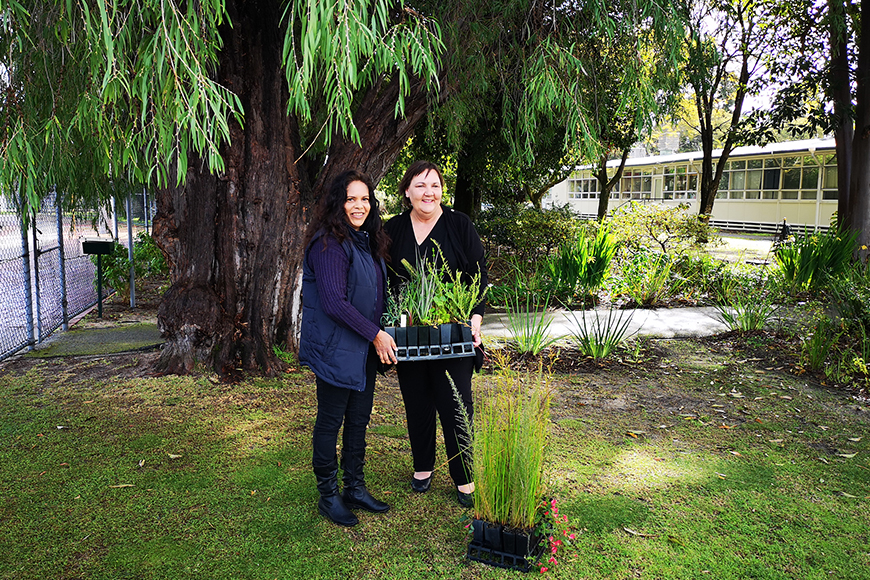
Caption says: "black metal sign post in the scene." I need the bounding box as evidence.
[81,238,115,318]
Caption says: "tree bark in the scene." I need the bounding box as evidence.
[829,0,854,230]
[151,0,435,375]
[595,149,629,219]
[849,0,870,260]
[153,0,306,375]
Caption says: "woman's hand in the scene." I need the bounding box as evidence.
[373,330,398,364]
[470,314,483,347]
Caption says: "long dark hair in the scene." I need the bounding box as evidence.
[304,170,389,259]
[398,160,445,210]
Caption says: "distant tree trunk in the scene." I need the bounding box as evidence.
[595,149,629,219]
[849,0,870,260]
[453,149,482,220]
[829,0,854,230]
[152,0,432,375]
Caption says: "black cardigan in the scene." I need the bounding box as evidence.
[384,205,488,318]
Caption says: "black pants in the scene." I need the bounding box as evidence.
[396,356,474,486]
[312,349,376,470]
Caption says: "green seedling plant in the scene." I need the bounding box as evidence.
[713,286,780,332]
[505,291,563,355]
[616,250,675,307]
[396,243,485,326]
[564,305,636,359]
[472,349,552,530]
[773,227,857,295]
[800,314,841,372]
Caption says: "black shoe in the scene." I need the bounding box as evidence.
[318,494,359,526]
[457,490,474,508]
[342,486,390,513]
[411,474,432,493]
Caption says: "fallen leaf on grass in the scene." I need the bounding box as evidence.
[715,472,727,479]
[779,395,792,400]
[729,451,742,456]
[848,437,862,442]
[623,527,658,538]
[768,439,784,445]
[168,454,183,460]
[109,484,134,488]
[626,430,646,438]
[836,452,858,459]
[138,460,145,467]
[718,425,734,429]
[835,491,857,498]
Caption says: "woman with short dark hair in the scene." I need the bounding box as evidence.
[299,170,397,526]
[385,160,488,508]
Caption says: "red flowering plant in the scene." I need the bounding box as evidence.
[534,497,578,573]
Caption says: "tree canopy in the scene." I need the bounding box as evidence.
[1,0,690,374]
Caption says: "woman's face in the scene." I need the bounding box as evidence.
[344,180,371,230]
[405,169,443,218]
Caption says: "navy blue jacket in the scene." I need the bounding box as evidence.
[299,227,386,391]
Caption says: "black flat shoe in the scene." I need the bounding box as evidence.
[411,474,432,493]
[456,490,474,508]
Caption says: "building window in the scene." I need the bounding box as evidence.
[620,169,652,199]
[567,173,600,200]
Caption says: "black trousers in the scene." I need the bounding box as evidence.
[396,356,474,486]
[312,349,376,470]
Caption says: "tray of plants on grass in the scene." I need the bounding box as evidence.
[382,245,486,362]
[463,351,577,573]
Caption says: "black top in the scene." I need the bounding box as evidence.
[384,205,488,318]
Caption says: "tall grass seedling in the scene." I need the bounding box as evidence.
[473,350,552,530]
[801,315,841,372]
[713,287,779,332]
[505,292,563,355]
[564,306,636,359]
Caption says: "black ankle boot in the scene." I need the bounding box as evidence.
[314,463,358,526]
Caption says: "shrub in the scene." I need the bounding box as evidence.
[544,225,616,303]
[605,201,717,257]
[772,227,857,295]
[612,250,677,307]
[477,204,582,261]
[90,232,168,301]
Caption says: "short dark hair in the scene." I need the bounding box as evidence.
[397,160,445,210]
[305,170,389,259]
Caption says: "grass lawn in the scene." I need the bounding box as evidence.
[1,333,868,579]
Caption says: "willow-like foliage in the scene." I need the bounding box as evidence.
[0,0,442,213]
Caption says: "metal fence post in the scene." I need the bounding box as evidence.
[112,196,119,240]
[56,188,68,332]
[143,187,150,235]
[127,192,136,308]
[20,195,35,350]
[31,212,42,342]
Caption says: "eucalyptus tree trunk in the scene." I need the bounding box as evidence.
[152,0,432,375]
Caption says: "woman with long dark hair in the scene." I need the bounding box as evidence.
[299,170,397,527]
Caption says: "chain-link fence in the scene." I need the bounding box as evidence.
[0,190,155,362]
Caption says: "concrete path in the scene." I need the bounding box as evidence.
[481,306,730,342]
